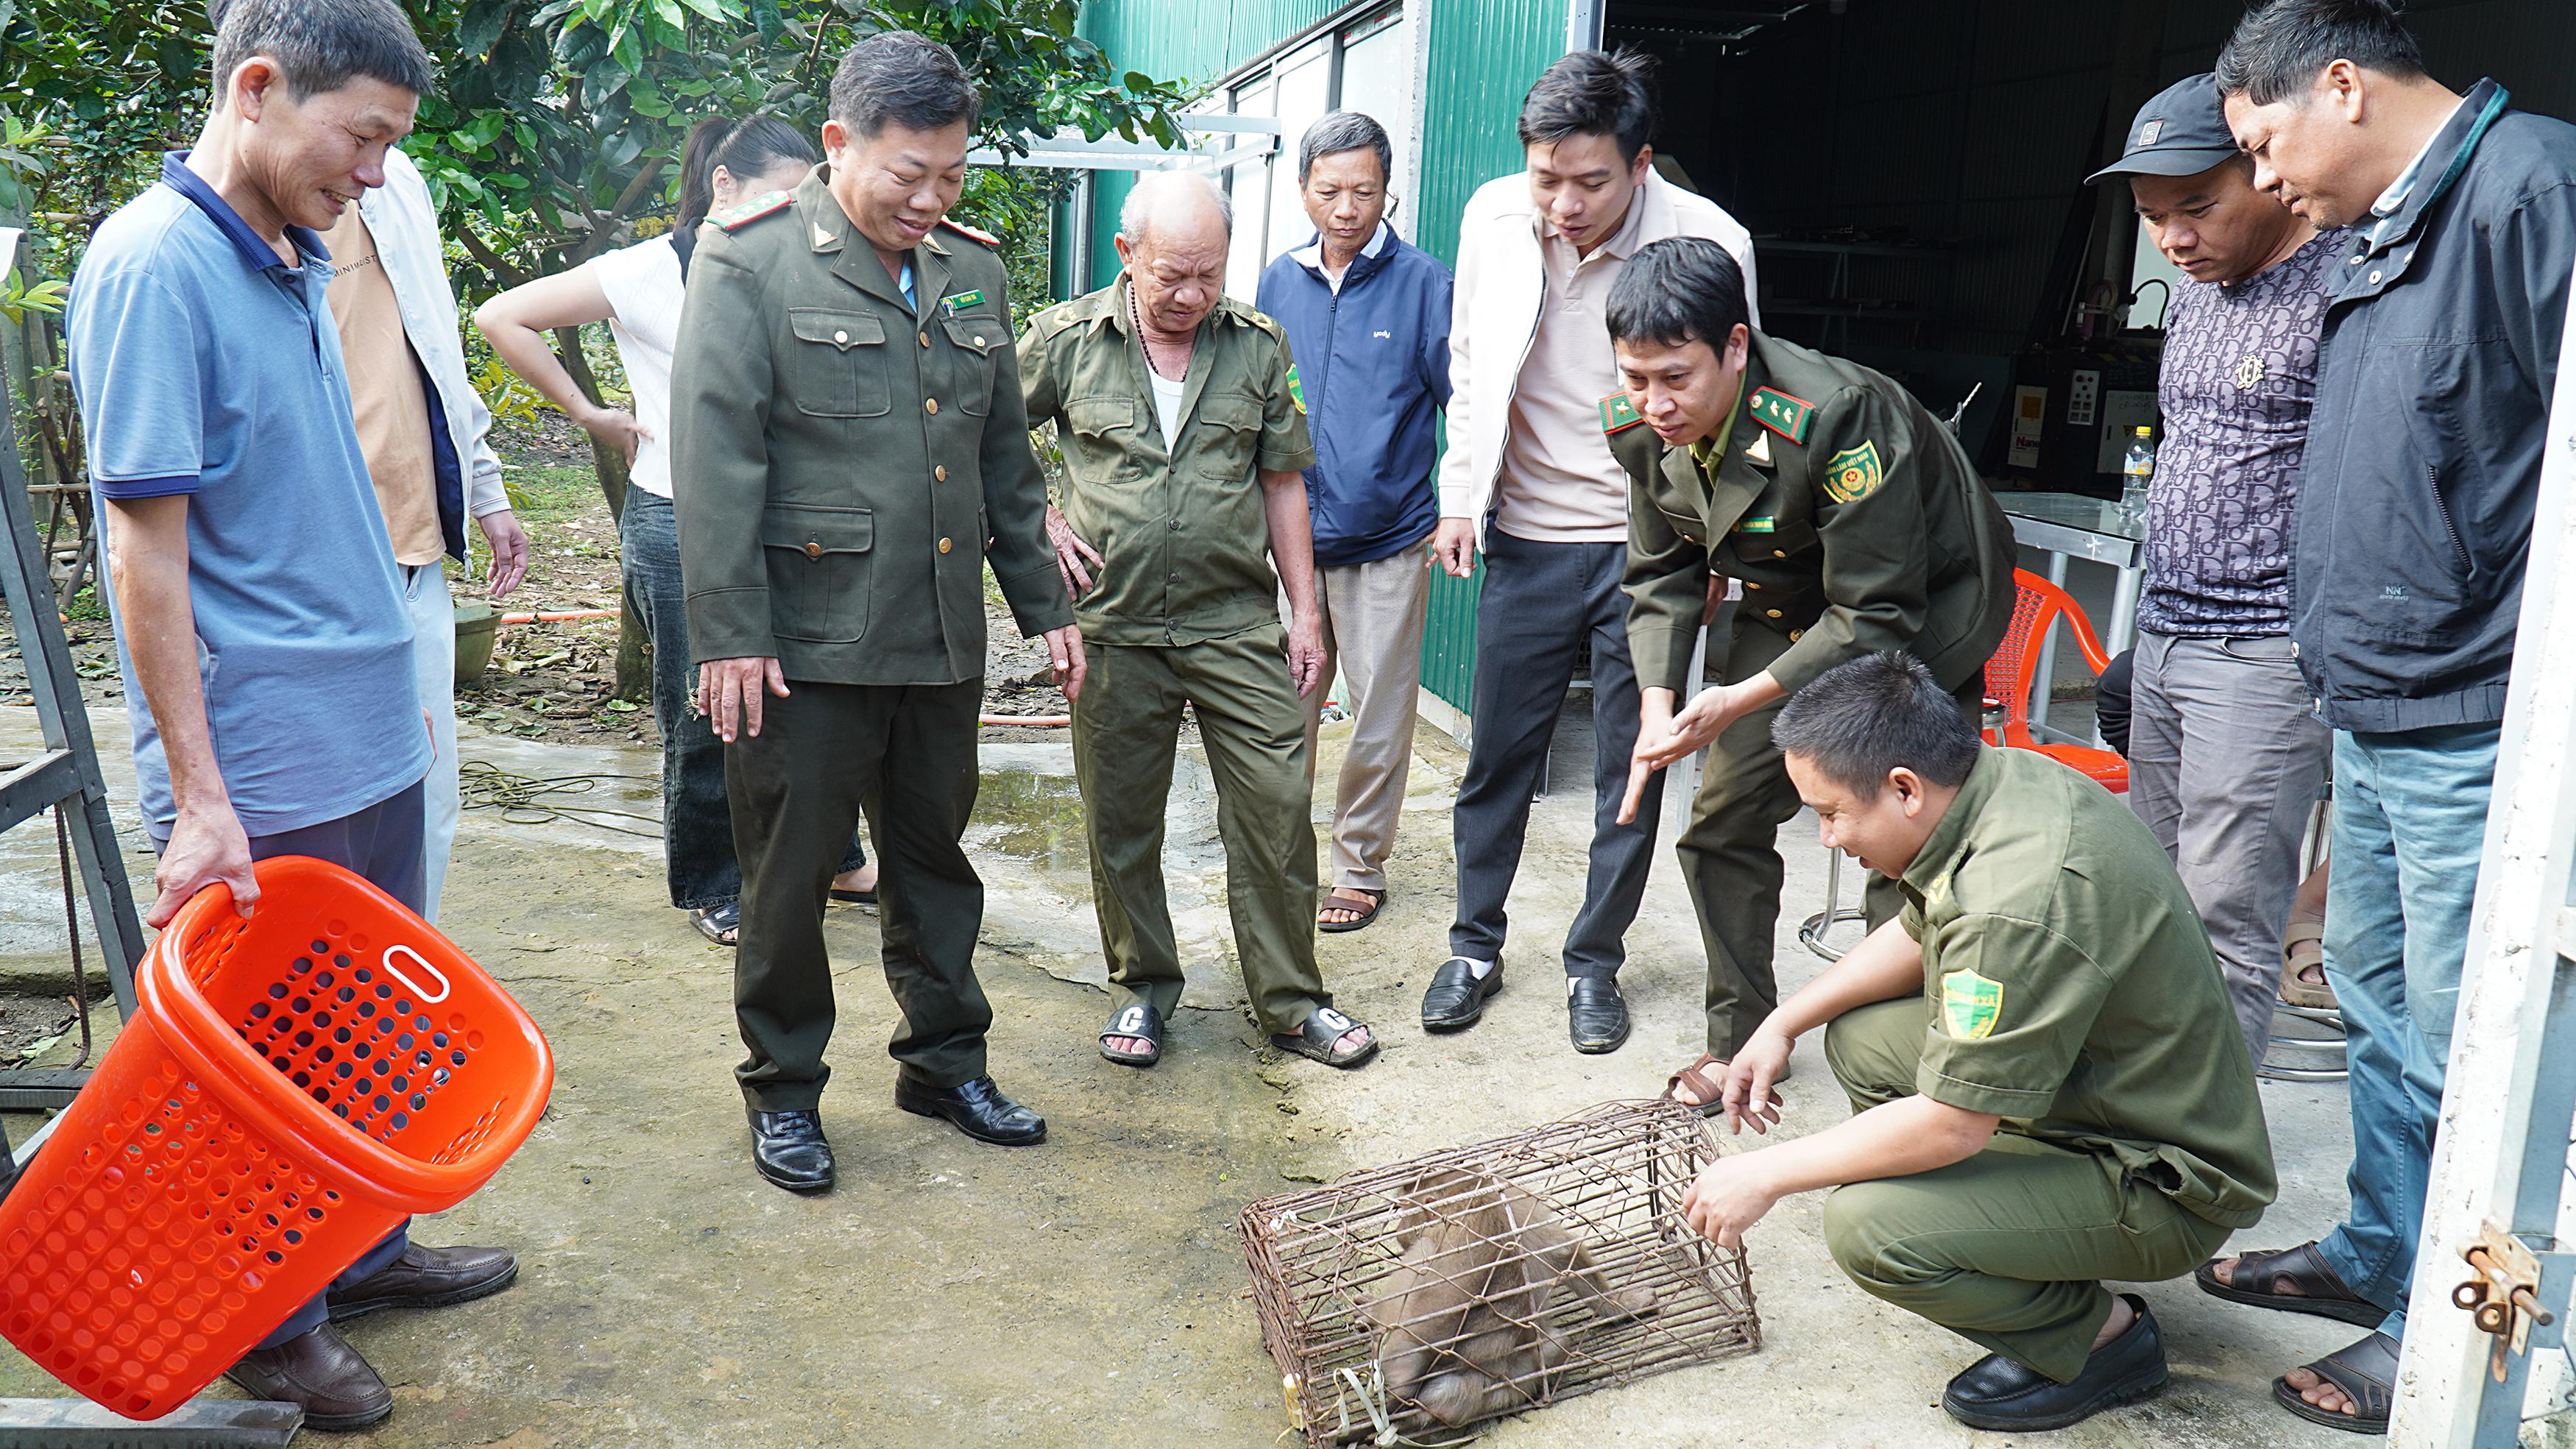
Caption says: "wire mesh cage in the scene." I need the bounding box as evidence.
[1239,1099,1761,1445]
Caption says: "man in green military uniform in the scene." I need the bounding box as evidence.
[671,32,1083,1191]
[1680,651,2276,1431]
[1599,236,2015,1099]
[1020,171,1376,1073]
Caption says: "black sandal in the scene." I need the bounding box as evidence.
[2272,1331,2396,1434]
[1270,1006,1378,1069]
[1099,1002,1164,1067]
[692,902,740,946]
[2194,1241,2385,1327]
[829,886,879,907]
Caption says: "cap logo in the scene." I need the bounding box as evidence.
[2137,120,2164,145]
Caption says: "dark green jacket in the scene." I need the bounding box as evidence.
[1616,330,2014,696]
[670,168,1070,685]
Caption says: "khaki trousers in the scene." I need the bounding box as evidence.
[1300,549,1431,893]
[1820,996,2232,1382]
[1074,626,1330,1035]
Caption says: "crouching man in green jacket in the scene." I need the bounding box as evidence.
[1680,651,2276,1432]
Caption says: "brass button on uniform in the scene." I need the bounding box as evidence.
[1788,628,1804,642]
[1771,548,1787,559]
[924,397,940,415]
[919,332,930,347]
[938,537,952,554]
[1765,608,1783,619]
[934,464,948,482]
[1744,581,1761,590]
[973,335,986,347]
[804,542,823,559]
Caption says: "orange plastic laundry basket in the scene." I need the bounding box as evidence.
[0,857,552,1419]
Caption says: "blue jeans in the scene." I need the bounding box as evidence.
[2313,721,2501,1342]
[620,489,862,909]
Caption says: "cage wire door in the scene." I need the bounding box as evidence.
[1239,1100,1760,1445]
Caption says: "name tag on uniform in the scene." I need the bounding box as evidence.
[940,290,984,315]
[1733,516,1776,534]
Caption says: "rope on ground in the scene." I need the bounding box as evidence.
[458,759,665,838]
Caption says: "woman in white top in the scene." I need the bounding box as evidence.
[476,116,873,945]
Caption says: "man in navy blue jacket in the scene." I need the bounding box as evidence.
[2203,0,2576,1433]
[1256,112,1454,935]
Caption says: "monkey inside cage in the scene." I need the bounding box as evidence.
[1239,1099,1761,1445]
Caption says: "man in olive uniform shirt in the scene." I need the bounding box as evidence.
[672,33,1083,1191]
[1022,172,1376,1072]
[1602,237,2014,1093]
[1682,652,2275,1432]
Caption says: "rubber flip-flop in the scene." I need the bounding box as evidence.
[829,887,879,907]
[1270,1006,1378,1069]
[692,902,740,946]
[1100,1002,1164,1068]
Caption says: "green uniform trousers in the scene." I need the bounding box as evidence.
[727,678,994,1108]
[1680,625,1987,1056]
[1072,626,1328,1036]
[1819,996,2232,1382]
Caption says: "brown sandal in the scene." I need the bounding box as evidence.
[2279,914,2336,1010]
[1317,888,1384,934]
[1664,1055,1730,1118]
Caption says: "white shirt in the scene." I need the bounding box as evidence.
[582,235,685,498]
[1148,366,1187,447]
[1289,219,1391,296]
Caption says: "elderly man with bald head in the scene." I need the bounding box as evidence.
[1020,171,1378,1073]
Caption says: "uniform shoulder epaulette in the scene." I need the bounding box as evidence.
[1747,385,1816,444]
[1599,391,1646,434]
[710,191,793,232]
[938,216,999,247]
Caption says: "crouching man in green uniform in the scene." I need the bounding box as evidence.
[1019,171,1376,1073]
[1601,235,2015,1100]
[1680,652,2276,1432]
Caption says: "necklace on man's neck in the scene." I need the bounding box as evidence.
[1128,282,1192,380]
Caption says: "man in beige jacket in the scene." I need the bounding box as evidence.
[1418,49,1760,1055]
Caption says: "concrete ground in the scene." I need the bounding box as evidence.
[0,698,2365,1447]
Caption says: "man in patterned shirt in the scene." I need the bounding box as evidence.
[2087,73,2338,1062]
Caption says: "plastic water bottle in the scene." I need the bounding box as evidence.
[2119,426,2156,524]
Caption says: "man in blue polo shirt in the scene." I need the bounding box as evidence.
[1256,111,1453,936]
[67,0,514,1429]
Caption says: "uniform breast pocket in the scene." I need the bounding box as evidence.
[758,503,874,644]
[1192,393,1263,480]
[941,316,1000,417]
[1066,397,1145,483]
[787,310,891,419]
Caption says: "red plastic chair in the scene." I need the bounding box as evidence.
[1984,568,2129,793]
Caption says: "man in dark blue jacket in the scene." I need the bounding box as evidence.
[1256,111,1454,935]
[2203,0,2576,1433]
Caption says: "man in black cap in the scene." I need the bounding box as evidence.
[2082,73,2336,1067]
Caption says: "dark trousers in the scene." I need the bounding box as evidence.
[1680,626,1986,1055]
[150,784,426,1350]
[727,679,992,1108]
[1448,532,1663,979]
[620,489,862,911]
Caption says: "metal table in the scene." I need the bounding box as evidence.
[1999,492,2143,740]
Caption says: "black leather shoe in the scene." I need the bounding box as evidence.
[1567,976,1631,1054]
[223,1324,392,1431]
[327,1242,517,1321]
[1942,1294,2168,1431]
[748,1107,835,1193]
[1420,956,1502,1031]
[895,1074,1047,1147]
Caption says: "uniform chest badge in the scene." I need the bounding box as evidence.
[940,289,985,315]
[1942,968,2004,1040]
[2233,353,2266,390]
[1822,440,1884,503]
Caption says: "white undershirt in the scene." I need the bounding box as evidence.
[1148,367,1186,447]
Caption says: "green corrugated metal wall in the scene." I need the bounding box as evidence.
[1066,0,1574,719]
[1407,0,1568,718]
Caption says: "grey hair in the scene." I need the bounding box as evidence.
[209,0,434,103]
[1298,110,1392,183]
[829,30,980,138]
[1770,652,1981,798]
[1118,170,1232,245]
[2213,0,2428,105]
